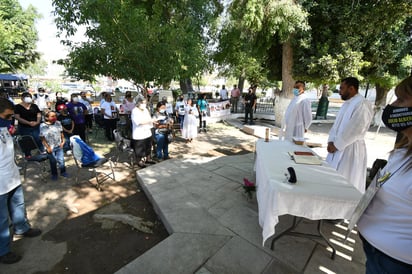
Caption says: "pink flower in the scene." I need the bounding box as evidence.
[243,178,255,187]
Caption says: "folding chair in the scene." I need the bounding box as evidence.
[15,135,49,182]
[70,136,116,191]
[113,129,135,168]
[93,109,105,138]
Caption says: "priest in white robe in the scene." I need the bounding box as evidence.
[280,81,312,141]
[326,77,373,193]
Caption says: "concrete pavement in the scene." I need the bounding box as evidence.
[117,117,396,274]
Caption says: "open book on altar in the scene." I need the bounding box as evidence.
[288,151,323,165]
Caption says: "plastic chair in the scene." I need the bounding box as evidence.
[113,129,135,168]
[70,137,116,191]
[15,135,49,182]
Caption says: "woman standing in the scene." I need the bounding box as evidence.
[66,93,87,141]
[122,91,135,138]
[357,76,412,273]
[14,92,44,155]
[131,96,155,168]
[182,98,198,142]
[197,93,208,133]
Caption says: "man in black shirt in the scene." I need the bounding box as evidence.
[243,86,257,125]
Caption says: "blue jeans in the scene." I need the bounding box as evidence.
[155,133,169,159]
[178,114,185,130]
[47,147,66,176]
[0,185,30,256]
[361,234,412,274]
[63,132,72,152]
[17,126,44,154]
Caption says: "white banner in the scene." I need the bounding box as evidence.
[208,100,231,118]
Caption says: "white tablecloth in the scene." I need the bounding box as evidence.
[255,139,362,245]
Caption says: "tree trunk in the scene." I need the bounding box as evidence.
[274,40,294,127]
[238,74,245,94]
[321,84,329,97]
[371,83,391,126]
[179,78,194,94]
[375,84,390,108]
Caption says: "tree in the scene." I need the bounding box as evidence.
[293,0,412,123]
[215,0,309,125]
[0,0,40,72]
[52,0,222,91]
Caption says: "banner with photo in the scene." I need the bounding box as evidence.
[208,100,231,118]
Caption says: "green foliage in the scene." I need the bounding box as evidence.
[53,0,222,84]
[214,0,309,84]
[217,0,411,93]
[294,0,412,87]
[0,0,40,72]
[22,57,47,77]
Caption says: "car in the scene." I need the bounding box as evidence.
[115,85,139,93]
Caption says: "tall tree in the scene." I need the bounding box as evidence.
[53,0,222,89]
[0,0,40,72]
[217,0,412,126]
[215,0,309,125]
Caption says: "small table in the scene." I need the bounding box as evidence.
[255,139,362,259]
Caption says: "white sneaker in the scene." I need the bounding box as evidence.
[66,150,72,156]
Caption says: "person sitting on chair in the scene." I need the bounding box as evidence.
[40,111,69,181]
[153,101,173,160]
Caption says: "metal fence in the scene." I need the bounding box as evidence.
[235,97,275,114]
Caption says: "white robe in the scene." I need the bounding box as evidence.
[326,93,373,193]
[280,93,312,141]
[182,105,198,139]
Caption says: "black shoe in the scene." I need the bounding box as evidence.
[0,252,22,264]
[146,160,156,165]
[249,122,255,125]
[14,228,42,238]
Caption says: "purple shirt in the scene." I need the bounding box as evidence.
[66,102,87,124]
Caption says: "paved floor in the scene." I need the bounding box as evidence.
[117,118,381,274]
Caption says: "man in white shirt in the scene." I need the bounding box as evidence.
[0,98,41,264]
[175,95,186,131]
[280,81,312,141]
[100,94,118,141]
[79,91,94,133]
[219,85,228,101]
[326,77,373,193]
[33,87,50,112]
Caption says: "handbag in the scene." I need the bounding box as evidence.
[167,132,173,143]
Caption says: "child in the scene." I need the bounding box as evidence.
[57,104,74,154]
[40,111,69,181]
